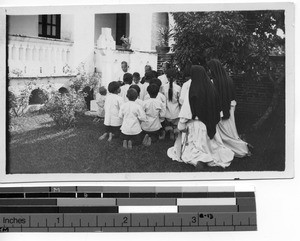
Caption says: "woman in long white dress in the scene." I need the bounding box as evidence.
[167,65,235,169]
[207,59,251,158]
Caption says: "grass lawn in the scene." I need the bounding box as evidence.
[8,103,285,174]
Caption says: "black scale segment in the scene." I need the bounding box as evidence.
[0,199,57,205]
[235,192,255,197]
[77,193,102,198]
[0,206,59,213]
[103,193,129,198]
[0,193,24,198]
[58,206,118,213]
[25,193,49,198]
[182,192,208,198]
[130,193,156,198]
[156,193,183,198]
[207,192,235,197]
[49,193,76,198]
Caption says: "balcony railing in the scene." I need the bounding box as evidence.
[8,35,74,78]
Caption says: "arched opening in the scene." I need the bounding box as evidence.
[58,87,69,95]
[29,88,48,105]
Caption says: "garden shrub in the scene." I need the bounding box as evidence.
[69,62,102,95]
[44,90,86,128]
[9,82,41,117]
[9,87,31,118]
[43,66,101,128]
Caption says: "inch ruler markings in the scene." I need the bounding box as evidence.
[0,186,257,232]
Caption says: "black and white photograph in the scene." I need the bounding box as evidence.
[0,2,294,182]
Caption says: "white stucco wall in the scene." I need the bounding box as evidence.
[9,14,74,42]
[9,76,74,96]
[61,15,74,41]
[129,12,153,51]
[9,15,38,37]
[73,13,95,74]
[94,14,117,44]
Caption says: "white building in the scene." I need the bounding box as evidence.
[7,11,171,104]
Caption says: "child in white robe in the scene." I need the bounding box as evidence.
[133,72,147,101]
[129,84,144,107]
[141,84,166,146]
[158,61,171,86]
[93,86,107,122]
[99,81,124,142]
[162,69,181,140]
[119,73,133,102]
[119,88,146,149]
[144,78,167,139]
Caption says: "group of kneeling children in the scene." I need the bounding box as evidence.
[96,69,181,149]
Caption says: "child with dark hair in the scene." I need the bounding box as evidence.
[158,61,171,86]
[132,72,141,84]
[123,72,133,84]
[152,70,158,78]
[93,86,107,122]
[141,84,166,146]
[120,73,133,102]
[162,68,181,140]
[82,86,94,111]
[129,84,141,95]
[144,78,167,139]
[99,81,123,142]
[129,84,143,107]
[140,71,155,101]
[141,65,153,84]
[133,72,147,101]
[119,88,146,149]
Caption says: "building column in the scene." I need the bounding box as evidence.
[95,28,116,87]
[168,13,175,52]
[72,13,95,74]
[151,12,169,50]
[129,12,153,52]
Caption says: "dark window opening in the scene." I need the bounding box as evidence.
[58,87,69,95]
[38,15,61,39]
[116,14,128,46]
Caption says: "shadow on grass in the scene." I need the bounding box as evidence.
[8,103,285,174]
[8,116,195,174]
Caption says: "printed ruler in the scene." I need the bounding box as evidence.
[0,186,257,232]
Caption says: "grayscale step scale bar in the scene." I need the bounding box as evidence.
[0,186,257,232]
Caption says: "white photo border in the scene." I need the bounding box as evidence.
[0,2,294,183]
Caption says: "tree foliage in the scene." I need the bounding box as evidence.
[171,10,285,129]
[171,10,285,78]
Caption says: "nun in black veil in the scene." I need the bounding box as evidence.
[167,65,234,169]
[207,59,251,158]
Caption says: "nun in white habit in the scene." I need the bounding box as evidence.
[167,65,234,169]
